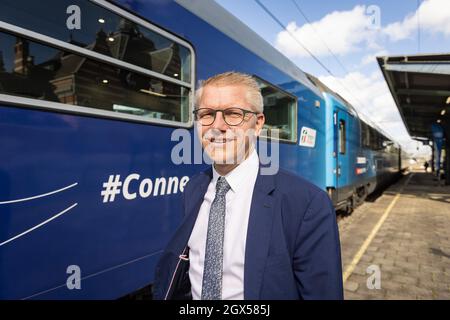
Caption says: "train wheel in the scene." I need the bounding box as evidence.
[345,197,354,215]
[354,187,367,206]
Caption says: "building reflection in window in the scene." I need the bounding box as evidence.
[0,31,190,122]
[0,0,191,83]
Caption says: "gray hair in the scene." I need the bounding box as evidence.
[195,71,264,113]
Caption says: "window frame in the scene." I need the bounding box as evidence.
[361,121,371,148]
[254,76,298,144]
[0,0,196,128]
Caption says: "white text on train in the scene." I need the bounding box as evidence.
[101,174,189,203]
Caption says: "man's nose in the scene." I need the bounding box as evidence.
[211,111,229,131]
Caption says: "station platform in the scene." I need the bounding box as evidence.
[339,170,450,299]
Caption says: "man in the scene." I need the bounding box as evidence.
[153,72,343,300]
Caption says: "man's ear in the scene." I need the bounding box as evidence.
[255,113,265,136]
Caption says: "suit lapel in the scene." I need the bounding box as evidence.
[244,169,276,300]
[184,170,212,221]
[166,169,212,255]
[165,166,277,299]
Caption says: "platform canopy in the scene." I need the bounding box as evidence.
[377,53,450,142]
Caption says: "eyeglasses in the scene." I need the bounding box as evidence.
[193,107,259,126]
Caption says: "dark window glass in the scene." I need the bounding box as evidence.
[257,79,296,141]
[361,121,370,148]
[382,138,393,153]
[369,127,378,150]
[0,32,189,122]
[0,0,191,83]
[339,119,346,154]
[378,134,383,150]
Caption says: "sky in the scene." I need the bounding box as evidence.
[214,0,450,156]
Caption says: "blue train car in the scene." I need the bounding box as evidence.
[307,74,402,211]
[0,0,405,299]
[0,0,332,299]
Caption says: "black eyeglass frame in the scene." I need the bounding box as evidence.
[192,107,260,126]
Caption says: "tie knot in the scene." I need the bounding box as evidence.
[216,176,231,196]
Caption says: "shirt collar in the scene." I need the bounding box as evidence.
[212,148,259,193]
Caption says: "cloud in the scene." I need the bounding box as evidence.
[383,0,450,41]
[274,0,450,60]
[270,2,434,155]
[318,71,408,138]
[317,71,431,155]
[360,50,388,66]
[275,5,379,58]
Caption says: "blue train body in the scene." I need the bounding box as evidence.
[0,0,403,299]
[307,74,402,210]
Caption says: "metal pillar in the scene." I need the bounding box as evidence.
[431,146,435,172]
[446,143,450,185]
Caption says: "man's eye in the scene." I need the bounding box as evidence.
[225,110,243,118]
[199,112,214,118]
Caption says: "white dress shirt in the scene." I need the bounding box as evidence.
[188,149,260,300]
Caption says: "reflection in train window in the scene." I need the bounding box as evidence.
[0,32,190,122]
[369,126,381,150]
[256,78,297,142]
[0,0,191,83]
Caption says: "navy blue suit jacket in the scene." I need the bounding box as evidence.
[153,166,343,300]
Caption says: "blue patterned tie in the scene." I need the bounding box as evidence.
[201,176,231,300]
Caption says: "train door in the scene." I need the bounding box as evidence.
[335,108,350,202]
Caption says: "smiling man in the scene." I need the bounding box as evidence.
[153,71,343,300]
[196,74,264,173]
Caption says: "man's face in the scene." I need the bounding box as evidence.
[197,84,265,165]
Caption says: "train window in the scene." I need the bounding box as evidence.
[0,32,190,122]
[377,132,384,150]
[0,0,192,84]
[361,121,370,148]
[0,0,194,125]
[256,78,297,142]
[383,139,394,153]
[339,120,346,154]
[369,127,379,150]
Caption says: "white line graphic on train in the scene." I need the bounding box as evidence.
[0,183,79,247]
